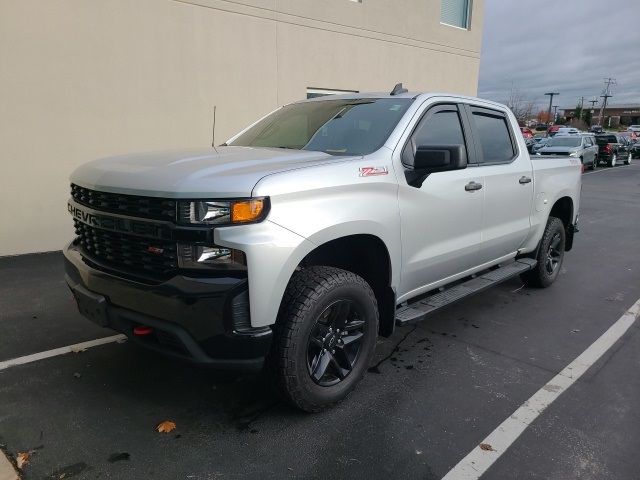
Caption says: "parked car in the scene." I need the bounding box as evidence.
[627,125,640,134]
[631,140,640,159]
[537,134,598,170]
[547,125,564,137]
[590,125,604,134]
[535,123,548,131]
[525,137,535,152]
[520,127,534,139]
[64,90,582,411]
[594,134,633,166]
[531,137,550,154]
[555,127,580,136]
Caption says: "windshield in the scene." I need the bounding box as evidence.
[547,137,582,147]
[596,135,617,144]
[229,98,413,156]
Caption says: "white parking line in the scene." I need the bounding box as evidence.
[0,334,126,372]
[583,164,636,175]
[442,297,640,480]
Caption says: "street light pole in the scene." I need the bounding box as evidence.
[545,92,559,125]
[553,105,558,123]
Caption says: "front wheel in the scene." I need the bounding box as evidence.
[590,156,597,170]
[520,216,566,288]
[268,266,379,412]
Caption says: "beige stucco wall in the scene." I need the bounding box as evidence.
[0,0,484,256]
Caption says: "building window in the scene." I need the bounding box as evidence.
[306,88,358,99]
[441,0,471,29]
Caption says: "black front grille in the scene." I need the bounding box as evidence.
[74,220,178,277]
[71,184,176,221]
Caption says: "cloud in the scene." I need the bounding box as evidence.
[478,0,640,111]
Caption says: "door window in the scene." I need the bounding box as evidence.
[471,112,516,164]
[403,106,467,164]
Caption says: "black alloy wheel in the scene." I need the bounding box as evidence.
[520,216,565,288]
[545,232,562,275]
[269,266,379,412]
[306,299,365,386]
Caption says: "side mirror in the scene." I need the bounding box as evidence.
[413,144,467,173]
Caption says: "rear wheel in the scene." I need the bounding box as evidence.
[625,153,632,165]
[520,216,566,288]
[268,266,378,412]
[609,153,617,167]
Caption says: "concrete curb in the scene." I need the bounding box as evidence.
[0,450,18,480]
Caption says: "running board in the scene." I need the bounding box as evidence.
[395,258,537,326]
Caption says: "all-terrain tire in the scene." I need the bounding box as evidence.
[520,216,566,288]
[268,266,379,412]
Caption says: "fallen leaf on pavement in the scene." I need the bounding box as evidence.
[479,443,495,451]
[156,420,176,433]
[16,451,31,469]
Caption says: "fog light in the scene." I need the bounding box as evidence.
[177,244,246,270]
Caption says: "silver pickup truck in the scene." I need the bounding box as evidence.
[64,86,581,411]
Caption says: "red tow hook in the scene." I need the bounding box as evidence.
[133,326,154,336]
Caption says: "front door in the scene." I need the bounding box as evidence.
[397,104,484,300]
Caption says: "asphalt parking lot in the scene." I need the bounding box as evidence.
[1,164,639,480]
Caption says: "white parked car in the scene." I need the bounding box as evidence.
[555,127,580,136]
[627,125,640,134]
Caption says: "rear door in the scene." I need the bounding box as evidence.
[583,136,596,165]
[397,103,484,298]
[463,104,534,263]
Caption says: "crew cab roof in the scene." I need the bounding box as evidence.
[297,91,509,110]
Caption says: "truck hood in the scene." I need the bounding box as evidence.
[70,146,355,198]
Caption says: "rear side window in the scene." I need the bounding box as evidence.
[471,112,515,163]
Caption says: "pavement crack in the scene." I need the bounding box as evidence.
[368,324,418,374]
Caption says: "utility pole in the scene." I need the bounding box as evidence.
[598,78,616,127]
[575,97,586,121]
[589,98,598,108]
[545,92,559,125]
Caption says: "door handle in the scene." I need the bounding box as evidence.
[519,176,532,184]
[465,181,483,192]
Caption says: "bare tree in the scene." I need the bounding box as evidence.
[506,84,535,125]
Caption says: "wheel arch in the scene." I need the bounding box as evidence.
[288,233,397,337]
[549,196,575,251]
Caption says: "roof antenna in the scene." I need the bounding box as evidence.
[211,106,218,153]
[390,83,408,96]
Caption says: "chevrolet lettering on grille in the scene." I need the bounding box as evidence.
[67,201,171,240]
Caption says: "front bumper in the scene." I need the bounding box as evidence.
[64,242,272,370]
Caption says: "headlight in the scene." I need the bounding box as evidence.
[178,198,268,225]
[177,244,247,269]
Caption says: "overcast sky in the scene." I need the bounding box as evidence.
[478,0,640,111]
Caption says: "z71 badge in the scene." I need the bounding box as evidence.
[359,166,389,177]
